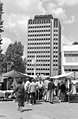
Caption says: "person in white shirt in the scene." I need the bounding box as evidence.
[24,78,30,103]
[43,78,50,102]
[37,77,43,100]
[29,78,37,104]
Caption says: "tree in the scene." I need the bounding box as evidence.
[4,41,26,73]
[72,41,78,45]
[0,2,4,74]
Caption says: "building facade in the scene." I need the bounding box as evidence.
[62,45,78,78]
[26,15,61,76]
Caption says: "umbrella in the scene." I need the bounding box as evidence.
[2,69,29,78]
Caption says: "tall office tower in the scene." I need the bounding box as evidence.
[27,15,61,76]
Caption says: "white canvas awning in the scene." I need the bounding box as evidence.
[50,72,74,79]
[71,80,78,85]
[26,74,49,80]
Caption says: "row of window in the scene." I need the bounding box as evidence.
[28,38,58,42]
[28,41,50,44]
[53,68,58,71]
[28,59,50,62]
[64,54,78,56]
[27,73,50,75]
[53,46,58,49]
[54,30,58,32]
[27,68,50,70]
[28,47,51,49]
[28,30,50,32]
[53,51,58,54]
[65,69,78,71]
[27,51,50,54]
[28,42,50,45]
[27,55,50,58]
[53,64,58,66]
[28,34,50,37]
[28,20,51,24]
[28,58,50,61]
[54,34,58,36]
[53,60,58,62]
[53,42,58,45]
[28,25,50,28]
[28,38,50,41]
[54,38,58,41]
[53,55,58,58]
[27,64,50,66]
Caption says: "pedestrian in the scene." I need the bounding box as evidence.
[11,78,25,112]
[59,81,66,102]
[24,77,30,103]
[48,78,55,104]
[43,78,50,102]
[29,78,37,105]
[37,77,43,101]
[35,78,39,100]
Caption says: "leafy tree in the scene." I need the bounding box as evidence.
[0,2,4,74]
[72,41,78,45]
[4,41,26,73]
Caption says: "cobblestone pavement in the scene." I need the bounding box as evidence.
[0,101,78,119]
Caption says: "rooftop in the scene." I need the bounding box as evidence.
[34,14,53,20]
[63,45,78,51]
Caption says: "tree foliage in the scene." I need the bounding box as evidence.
[72,41,78,45]
[3,41,26,73]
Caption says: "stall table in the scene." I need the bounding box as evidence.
[0,90,13,101]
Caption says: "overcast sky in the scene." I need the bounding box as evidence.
[2,0,78,57]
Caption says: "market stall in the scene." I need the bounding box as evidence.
[0,69,30,100]
[68,80,78,103]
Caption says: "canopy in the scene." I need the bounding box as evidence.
[50,72,74,79]
[71,80,78,85]
[2,69,29,78]
[28,74,49,80]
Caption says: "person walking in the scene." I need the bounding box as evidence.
[29,78,37,105]
[11,78,25,112]
[43,78,50,102]
[59,81,66,102]
[48,78,55,104]
[37,77,43,101]
[24,78,30,103]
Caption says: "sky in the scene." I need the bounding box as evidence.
[1,0,78,57]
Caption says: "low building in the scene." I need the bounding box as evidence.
[62,45,78,78]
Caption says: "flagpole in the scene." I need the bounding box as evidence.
[34,54,36,76]
[34,63,36,76]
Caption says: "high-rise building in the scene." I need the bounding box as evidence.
[26,15,61,76]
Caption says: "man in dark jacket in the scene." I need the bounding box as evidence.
[48,78,55,104]
[11,79,25,112]
[59,81,66,102]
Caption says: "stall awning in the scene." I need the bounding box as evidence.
[2,69,29,78]
[50,72,74,79]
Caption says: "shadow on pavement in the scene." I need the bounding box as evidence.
[22,109,32,112]
[35,102,42,105]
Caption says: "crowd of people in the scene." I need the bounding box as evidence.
[10,76,69,112]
